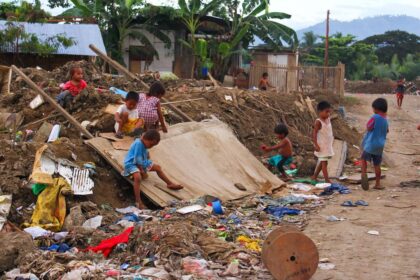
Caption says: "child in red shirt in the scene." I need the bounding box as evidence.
[56,66,87,108]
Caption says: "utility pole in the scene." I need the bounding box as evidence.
[323,10,330,89]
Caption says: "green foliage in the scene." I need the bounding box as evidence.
[0,1,51,22]
[64,0,171,64]
[0,21,75,57]
[361,30,420,64]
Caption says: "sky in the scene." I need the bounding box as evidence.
[32,0,420,30]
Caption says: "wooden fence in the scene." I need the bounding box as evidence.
[249,63,345,95]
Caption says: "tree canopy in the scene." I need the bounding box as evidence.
[361,30,420,64]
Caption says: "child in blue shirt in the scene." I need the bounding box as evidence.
[123,129,183,209]
[361,98,389,191]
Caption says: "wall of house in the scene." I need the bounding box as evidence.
[122,30,175,73]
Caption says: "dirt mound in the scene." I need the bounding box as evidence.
[345,80,394,94]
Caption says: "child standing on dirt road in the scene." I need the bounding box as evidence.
[311,101,334,183]
[261,123,293,181]
[114,91,144,138]
[56,66,87,108]
[123,129,183,209]
[395,76,406,109]
[361,98,389,191]
[137,81,168,133]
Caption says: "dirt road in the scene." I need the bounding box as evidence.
[306,94,420,280]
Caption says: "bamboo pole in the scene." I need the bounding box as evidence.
[11,65,94,139]
[89,44,194,122]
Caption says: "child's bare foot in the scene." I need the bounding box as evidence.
[135,201,146,209]
[115,131,124,139]
[373,185,385,190]
[361,173,369,191]
[141,172,148,180]
[167,183,183,190]
[310,176,318,182]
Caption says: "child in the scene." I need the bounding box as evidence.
[56,66,87,108]
[261,123,293,180]
[395,76,405,109]
[123,129,183,209]
[361,98,389,191]
[115,91,144,138]
[137,81,168,132]
[259,72,274,91]
[311,101,334,183]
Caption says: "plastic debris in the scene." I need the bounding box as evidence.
[318,262,336,270]
[236,235,262,252]
[212,200,224,215]
[176,205,204,214]
[264,206,301,219]
[368,230,379,235]
[82,215,103,229]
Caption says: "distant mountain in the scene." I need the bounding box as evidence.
[297,15,420,40]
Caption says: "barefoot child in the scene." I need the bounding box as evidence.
[311,101,334,183]
[261,123,293,180]
[137,81,168,132]
[259,72,274,91]
[56,66,87,108]
[115,91,144,138]
[361,98,389,190]
[123,129,183,209]
[395,76,405,109]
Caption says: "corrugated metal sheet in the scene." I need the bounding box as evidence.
[0,20,106,56]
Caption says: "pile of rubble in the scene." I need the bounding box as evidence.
[0,60,361,279]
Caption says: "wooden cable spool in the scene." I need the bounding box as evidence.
[262,226,319,280]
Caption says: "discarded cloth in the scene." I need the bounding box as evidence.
[236,235,262,252]
[292,178,319,185]
[320,183,350,196]
[85,226,134,257]
[32,183,47,195]
[41,243,71,253]
[26,178,71,231]
[264,206,301,218]
[260,195,305,207]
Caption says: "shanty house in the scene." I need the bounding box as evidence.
[0,20,106,70]
[122,15,231,78]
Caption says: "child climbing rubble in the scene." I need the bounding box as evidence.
[311,101,334,183]
[361,98,389,190]
[56,66,87,108]
[261,123,293,181]
[123,129,183,209]
[137,81,168,132]
[114,91,144,138]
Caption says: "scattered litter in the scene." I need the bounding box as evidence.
[177,205,204,214]
[182,257,216,278]
[24,226,52,239]
[29,94,44,109]
[236,235,262,252]
[341,200,357,207]
[82,215,103,229]
[326,215,345,222]
[355,200,369,206]
[0,194,12,231]
[367,230,379,235]
[318,263,336,270]
[290,183,312,192]
[224,95,233,101]
[264,206,301,218]
[315,183,331,189]
[47,124,61,142]
[212,200,224,215]
[291,193,320,200]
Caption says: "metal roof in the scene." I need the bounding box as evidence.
[0,20,106,56]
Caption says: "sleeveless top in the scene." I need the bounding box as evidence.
[137,93,160,126]
[314,118,334,157]
[362,114,388,155]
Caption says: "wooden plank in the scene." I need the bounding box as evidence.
[99,132,133,142]
[345,173,386,184]
[11,65,94,139]
[112,139,133,150]
[0,65,12,95]
[103,104,120,115]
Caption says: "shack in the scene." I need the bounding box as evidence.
[0,20,106,70]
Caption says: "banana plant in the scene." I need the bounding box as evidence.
[178,0,222,78]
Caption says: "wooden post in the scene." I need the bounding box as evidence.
[338,62,345,96]
[11,65,95,139]
[323,10,330,90]
[89,44,194,122]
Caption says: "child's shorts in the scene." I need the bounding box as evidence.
[362,151,382,166]
[123,161,153,177]
[316,156,332,162]
[268,155,293,167]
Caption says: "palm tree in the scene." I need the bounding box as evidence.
[65,0,171,64]
[301,31,318,50]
